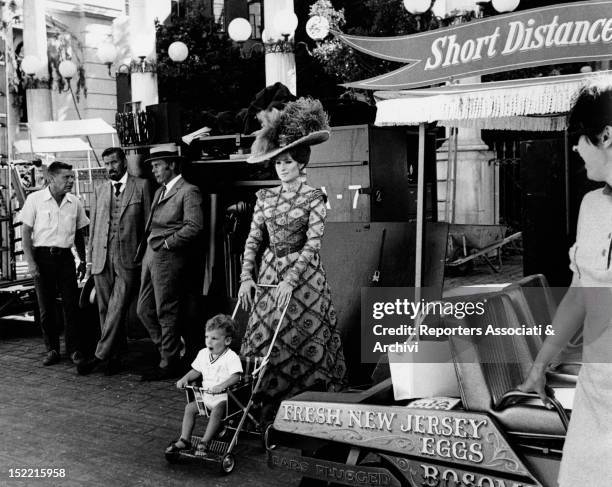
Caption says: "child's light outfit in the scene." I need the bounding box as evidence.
[191,348,243,410]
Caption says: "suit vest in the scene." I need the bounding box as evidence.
[108,185,124,253]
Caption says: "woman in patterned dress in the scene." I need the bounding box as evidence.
[519,80,612,486]
[237,98,347,406]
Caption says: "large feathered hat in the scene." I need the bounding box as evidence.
[247,97,330,164]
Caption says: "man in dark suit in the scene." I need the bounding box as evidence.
[137,144,204,381]
[78,147,152,375]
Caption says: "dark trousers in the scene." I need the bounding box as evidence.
[33,248,81,354]
[93,251,139,361]
[137,246,186,369]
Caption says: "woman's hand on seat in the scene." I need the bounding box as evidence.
[276,281,293,309]
[238,280,256,309]
[517,364,552,407]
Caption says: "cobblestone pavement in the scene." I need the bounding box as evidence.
[0,326,299,487]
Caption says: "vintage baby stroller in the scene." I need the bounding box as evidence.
[165,284,290,474]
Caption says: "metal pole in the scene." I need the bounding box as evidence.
[68,84,100,167]
[4,26,15,280]
[450,126,459,223]
[415,123,426,300]
[444,127,454,222]
[564,130,571,236]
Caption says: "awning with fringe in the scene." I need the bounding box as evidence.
[374,70,612,131]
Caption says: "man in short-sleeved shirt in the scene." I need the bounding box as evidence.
[20,161,90,366]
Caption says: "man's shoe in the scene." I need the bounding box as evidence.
[77,357,101,375]
[140,366,181,382]
[70,351,85,366]
[104,358,123,376]
[43,350,60,366]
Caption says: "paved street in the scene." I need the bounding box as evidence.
[0,325,299,487]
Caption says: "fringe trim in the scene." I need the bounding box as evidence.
[375,76,612,131]
[438,116,567,131]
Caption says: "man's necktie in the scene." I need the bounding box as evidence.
[158,184,167,203]
[114,182,122,197]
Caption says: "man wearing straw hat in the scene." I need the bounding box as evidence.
[137,143,204,381]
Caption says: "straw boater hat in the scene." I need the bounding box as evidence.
[145,143,185,164]
[247,97,331,164]
[79,275,96,309]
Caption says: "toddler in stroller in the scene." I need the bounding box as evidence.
[166,314,243,457]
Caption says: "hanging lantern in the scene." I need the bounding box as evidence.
[306,16,330,41]
[403,0,432,15]
[228,18,252,43]
[58,60,77,79]
[491,0,520,13]
[168,41,189,62]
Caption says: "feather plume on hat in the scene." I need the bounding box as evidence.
[247,97,331,164]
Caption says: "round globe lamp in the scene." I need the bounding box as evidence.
[97,42,117,65]
[491,0,520,13]
[274,10,299,38]
[228,18,252,42]
[58,60,77,79]
[131,35,152,59]
[306,16,330,41]
[168,41,189,62]
[403,0,431,14]
[21,55,42,76]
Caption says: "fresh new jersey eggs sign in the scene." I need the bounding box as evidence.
[338,0,612,90]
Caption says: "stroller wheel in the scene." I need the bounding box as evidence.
[219,453,235,474]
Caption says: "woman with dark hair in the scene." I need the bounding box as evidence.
[519,79,612,486]
[237,98,347,409]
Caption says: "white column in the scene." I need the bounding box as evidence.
[128,0,159,108]
[23,0,52,122]
[264,0,296,94]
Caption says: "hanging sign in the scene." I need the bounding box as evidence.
[338,0,612,90]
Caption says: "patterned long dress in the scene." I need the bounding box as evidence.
[239,180,347,402]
